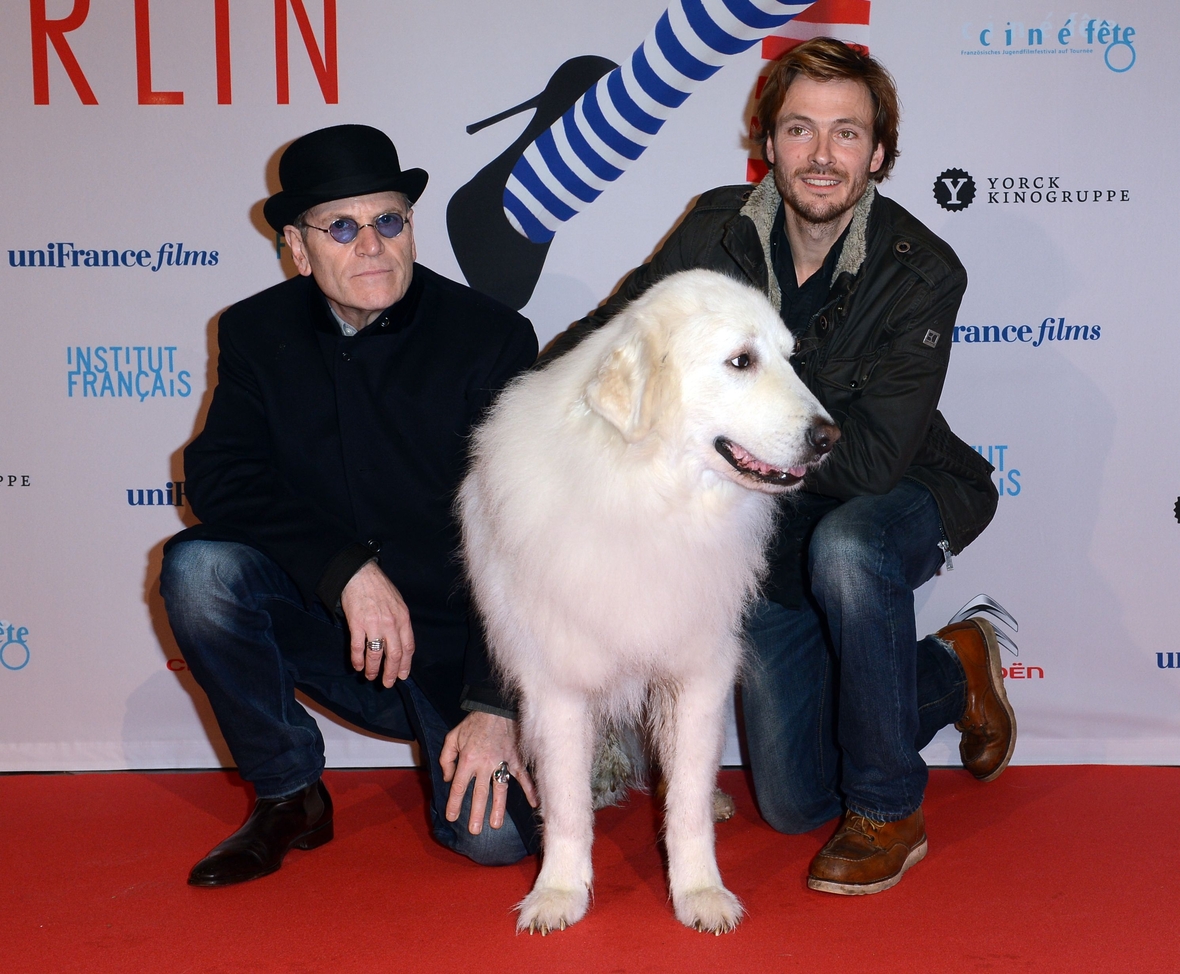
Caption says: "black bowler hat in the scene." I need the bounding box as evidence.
[263,124,429,231]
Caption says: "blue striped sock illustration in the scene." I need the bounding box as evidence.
[503,0,818,243]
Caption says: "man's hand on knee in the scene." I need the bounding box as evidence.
[341,561,415,687]
[440,711,537,835]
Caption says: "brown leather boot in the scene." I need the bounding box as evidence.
[807,807,927,895]
[938,617,1017,781]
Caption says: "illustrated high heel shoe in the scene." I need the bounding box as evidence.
[447,55,617,311]
[947,593,1019,656]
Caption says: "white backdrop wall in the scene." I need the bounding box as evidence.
[2,1,1177,772]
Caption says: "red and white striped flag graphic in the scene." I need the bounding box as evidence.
[748,0,872,182]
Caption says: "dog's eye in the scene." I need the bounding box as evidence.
[728,353,751,369]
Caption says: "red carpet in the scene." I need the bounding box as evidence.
[3,766,1177,973]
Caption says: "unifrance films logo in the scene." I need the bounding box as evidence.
[934,169,1130,212]
[0,619,31,671]
[127,481,186,508]
[9,242,218,271]
[960,14,1137,72]
[67,346,192,400]
[974,444,1021,499]
[953,316,1101,347]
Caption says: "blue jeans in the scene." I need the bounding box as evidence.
[742,480,967,831]
[160,540,531,866]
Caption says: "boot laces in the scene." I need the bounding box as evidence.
[846,812,887,841]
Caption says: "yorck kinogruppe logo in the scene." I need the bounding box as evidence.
[1,620,30,671]
[933,168,1129,212]
[961,14,1137,73]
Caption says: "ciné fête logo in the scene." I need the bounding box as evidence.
[67,346,192,400]
[0,621,30,671]
[961,15,1136,72]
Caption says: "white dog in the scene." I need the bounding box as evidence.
[459,269,839,934]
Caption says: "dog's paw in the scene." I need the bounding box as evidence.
[673,885,745,935]
[515,884,591,935]
[591,724,648,810]
[712,787,736,823]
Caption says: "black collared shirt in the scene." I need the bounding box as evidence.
[769,201,850,339]
[765,202,848,607]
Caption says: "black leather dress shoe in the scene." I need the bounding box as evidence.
[188,779,333,887]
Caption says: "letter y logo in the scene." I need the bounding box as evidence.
[934,168,977,211]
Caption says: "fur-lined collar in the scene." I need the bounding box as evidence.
[740,175,875,312]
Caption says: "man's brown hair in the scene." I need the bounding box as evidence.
[755,37,901,182]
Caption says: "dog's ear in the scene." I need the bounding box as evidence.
[585,329,664,443]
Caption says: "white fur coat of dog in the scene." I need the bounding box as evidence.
[459,269,838,934]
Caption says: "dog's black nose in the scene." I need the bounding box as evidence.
[808,421,841,456]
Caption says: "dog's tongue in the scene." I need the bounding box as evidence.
[786,466,808,478]
[729,442,786,477]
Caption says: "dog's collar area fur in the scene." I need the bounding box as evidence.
[714,436,806,488]
[741,175,876,313]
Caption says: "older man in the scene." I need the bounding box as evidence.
[544,39,1013,895]
[161,124,538,886]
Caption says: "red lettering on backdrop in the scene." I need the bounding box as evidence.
[745,0,873,183]
[31,0,338,106]
[30,0,97,105]
[135,0,183,104]
[275,0,338,104]
[215,0,231,104]
[761,0,872,60]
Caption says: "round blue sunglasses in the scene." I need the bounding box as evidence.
[303,211,409,244]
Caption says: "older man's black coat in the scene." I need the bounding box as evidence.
[167,264,537,724]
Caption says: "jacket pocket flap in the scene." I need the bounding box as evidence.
[814,352,884,393]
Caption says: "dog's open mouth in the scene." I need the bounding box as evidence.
[714,437,809,488]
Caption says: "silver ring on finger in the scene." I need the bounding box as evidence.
[367,638,384,653]
[492,761,511,785]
